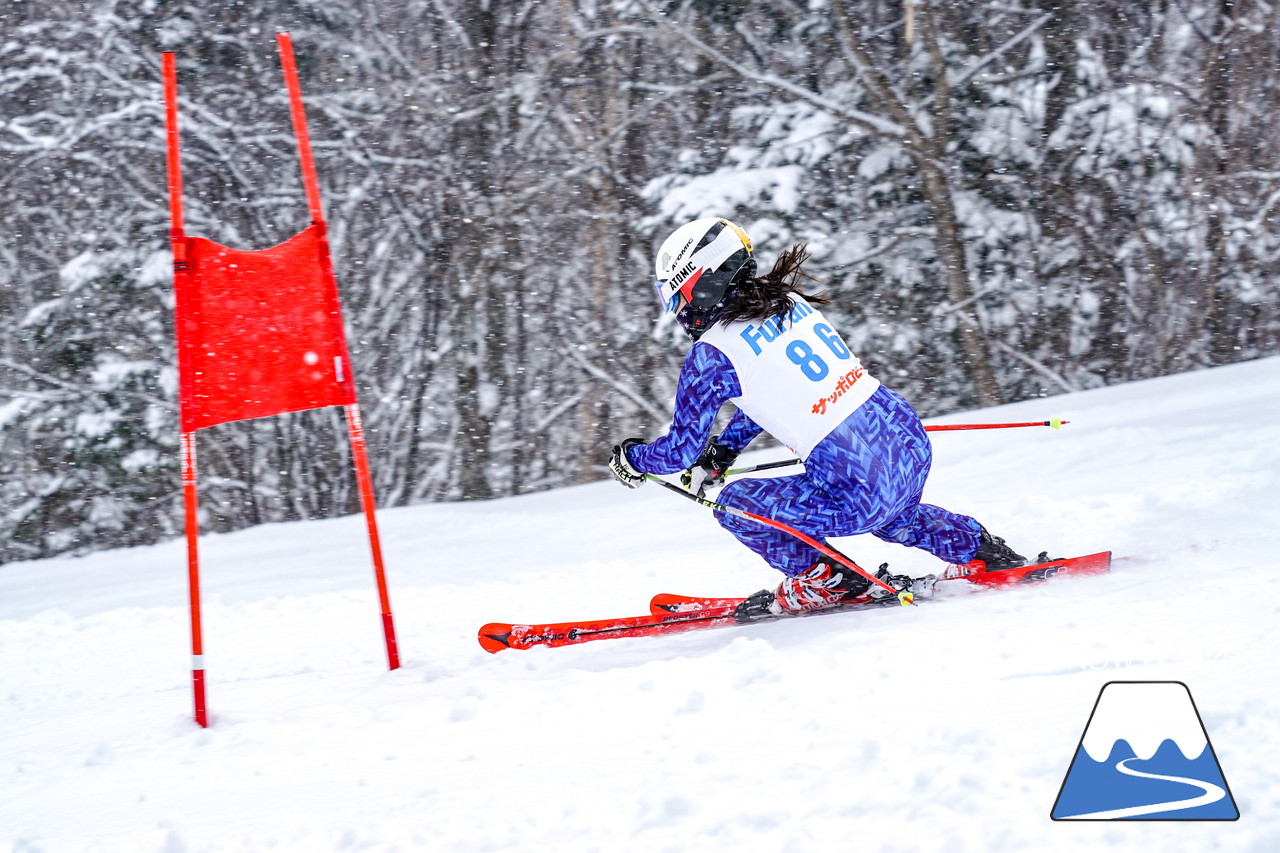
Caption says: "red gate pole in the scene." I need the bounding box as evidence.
[276,32,324,222]
[181,432,208,726]
[276,32,400,670]
[163,52,209,726]
[345,403,400,669]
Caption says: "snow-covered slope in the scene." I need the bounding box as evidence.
[3,358,1279,853]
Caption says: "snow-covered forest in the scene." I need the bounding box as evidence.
[2,0,1278,564]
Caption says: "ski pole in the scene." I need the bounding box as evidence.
[925,417,1067,432]
[725,418,1069,478]
[645,474,915,606]
[725,458,804,477]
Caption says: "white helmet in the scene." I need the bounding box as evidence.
[653,218,755,339]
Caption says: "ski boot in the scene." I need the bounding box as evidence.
[969,525,1028,571]
[942,525,1032,579]
[733,556,872,623]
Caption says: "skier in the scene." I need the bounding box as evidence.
[607,217,1030,621]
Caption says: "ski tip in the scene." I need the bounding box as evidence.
[478,624,515,654]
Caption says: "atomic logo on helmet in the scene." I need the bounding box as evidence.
[652,218,755,340]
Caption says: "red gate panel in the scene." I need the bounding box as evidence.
[173,224,355,432]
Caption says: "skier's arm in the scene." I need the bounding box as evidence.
[716,408,763,453]
[626,344,741,475]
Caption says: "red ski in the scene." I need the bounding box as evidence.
[649,593,748,615]
[937,549,1111,586]
[478,607,739,653]
[478,552,1111,654]
[650,551,1113,614]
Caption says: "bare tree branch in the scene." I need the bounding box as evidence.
[631,0,908,139]
[952,13,1052,88]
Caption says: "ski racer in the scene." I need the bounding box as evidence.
[606,217,1030,621]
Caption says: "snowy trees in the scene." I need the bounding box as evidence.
[1,0,1278,564]
[634,0,1022,407]
[1,5,181,558]
[631,0,1279,406]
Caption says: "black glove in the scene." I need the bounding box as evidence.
[608,438,647,489]
[680,437,739,496]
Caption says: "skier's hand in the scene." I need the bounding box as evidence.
[680,438,739,497]
[608,438,647,489]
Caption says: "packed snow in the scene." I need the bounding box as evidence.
[3,357,1279,853]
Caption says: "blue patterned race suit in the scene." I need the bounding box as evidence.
[627,315,982,577]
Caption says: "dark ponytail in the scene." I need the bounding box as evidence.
[717,242,830,325]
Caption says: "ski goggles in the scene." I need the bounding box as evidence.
[653,279,683,314]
